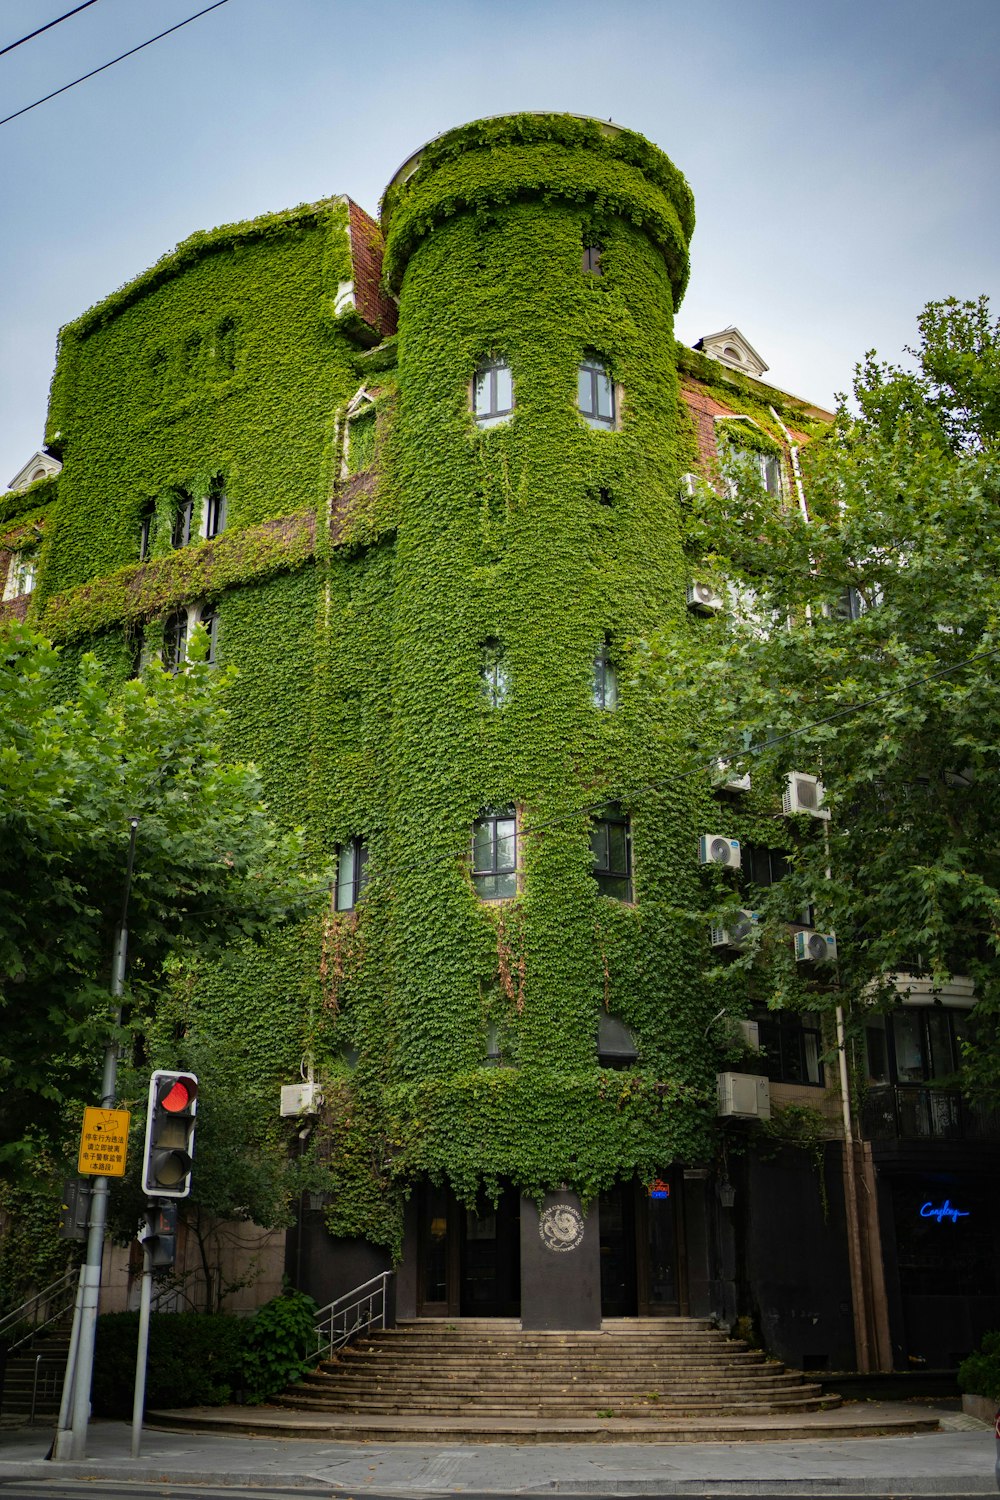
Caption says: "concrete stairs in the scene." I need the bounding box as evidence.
[268,1317,846,1437]
[0,1334,68,1423]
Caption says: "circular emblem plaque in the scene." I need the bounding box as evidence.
[538,1204,585,1253]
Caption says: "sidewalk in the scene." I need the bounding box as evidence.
[0,1403,995,1494]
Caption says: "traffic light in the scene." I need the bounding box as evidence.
[141,1070,198,1198]
[141,1201,179,1267]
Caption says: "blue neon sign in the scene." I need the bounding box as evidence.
[919,1199,969,1224]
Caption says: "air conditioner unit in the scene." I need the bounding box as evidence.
[710,910,759,951]
[713,759,751,793]
[717,1071,771,1120]
[783,771,830,820]
[722,1017,761,1051]
[279,1081,323,1118]
[699,834,741,869]
[794,930,838,964]
[687,580,724,615]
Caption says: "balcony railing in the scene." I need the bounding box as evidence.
[861,1084,1000,1142]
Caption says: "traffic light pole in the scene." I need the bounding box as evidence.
[130,1226,154,1458]
[52,818,139,1464]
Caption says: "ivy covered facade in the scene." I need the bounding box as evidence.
[6,114,995,1369]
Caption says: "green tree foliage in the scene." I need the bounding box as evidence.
[644,296,1000,1091]
[0,622,325,1174]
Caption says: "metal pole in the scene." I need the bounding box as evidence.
[130,1232,153,1458]
[52,817,139,1463]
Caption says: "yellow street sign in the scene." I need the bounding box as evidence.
[78,1106,131,1178]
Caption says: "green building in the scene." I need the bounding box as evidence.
[7,114,993,1370]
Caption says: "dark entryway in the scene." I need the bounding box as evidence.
[416,1180,521,1317]
[599,1174,684,1317]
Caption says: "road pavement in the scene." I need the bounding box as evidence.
[0,1403,994,1497]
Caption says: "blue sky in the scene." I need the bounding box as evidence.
[2,0,998,486]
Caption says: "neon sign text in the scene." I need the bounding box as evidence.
[919,1199,969,1224]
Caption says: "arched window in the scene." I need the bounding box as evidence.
[473,360,514,428]
[577,357,615,430]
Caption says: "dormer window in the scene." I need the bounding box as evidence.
[694,327,769,380]
[473,360,514,428]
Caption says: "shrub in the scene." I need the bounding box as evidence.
[241,1287,318,1403]
[958,1330,1000,1403]
[92,1311,246,1416]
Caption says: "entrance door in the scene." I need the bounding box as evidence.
[416,1180,521,1317]
[600,1174,685,1317]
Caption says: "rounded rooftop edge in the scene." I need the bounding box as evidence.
[378,111,695,308]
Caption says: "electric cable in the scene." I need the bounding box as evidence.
[0,0,230,127]
[0,0,100,58]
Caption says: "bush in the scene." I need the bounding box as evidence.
[241,1287,318,1404]
[958,1330,1000,1403]
[92,1311,246,1415]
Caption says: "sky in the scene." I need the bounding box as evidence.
[2,0,999,487]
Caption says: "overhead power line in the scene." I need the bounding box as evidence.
[0,0,101,58]
[0,0,230,127]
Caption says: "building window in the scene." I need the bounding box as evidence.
[471,807,517,900]
[197,604,219,665]
[598,1012,638,1069]
[578,357,615,430]
[754,1009,824,1085]
[591,804,632,901]
[759,452,782,497]
[582,244,602,275]
[3,547,38,600]
[479,639,509,708]
[742,843,790,888]
[171,491,195,549]
[473,360,514,428]
[162,610,188,674]
[591,639,617,710]
[203,482,227,540]
[335,837,369,911]
[138,499,156,560]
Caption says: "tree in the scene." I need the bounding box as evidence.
[0,623,326,1175]
[644,296,1000,1091]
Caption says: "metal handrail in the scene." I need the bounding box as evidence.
[0,1268,78,1352]
[314,1271,393,1360]
[31,1353,66,1424]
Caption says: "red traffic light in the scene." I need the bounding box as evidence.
[158,1077,195,1113]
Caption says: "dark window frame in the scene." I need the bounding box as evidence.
[204,482,227,541]
[138,499,156,561]
[577,357,616,430]
[335,836,370,912]
[582,244,603,275]
[197,603,219,666]
[754,1008,824,1086]
[162,609,188,674]
[473,360,514,428]
[591,804,632,901]
[171,491,195,549]
[471,806,518,901]
[479,638,510,708]
[591,639,617,710]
